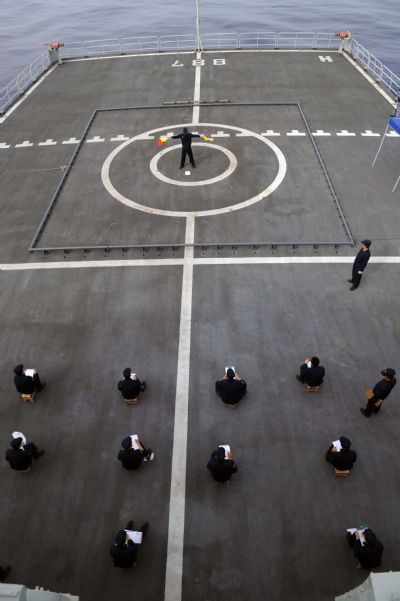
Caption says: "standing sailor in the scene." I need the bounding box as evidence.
[172,127,200,169]
[348,240,371,290]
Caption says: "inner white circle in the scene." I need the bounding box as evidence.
[101,122,287,217]
[149,143,237,187]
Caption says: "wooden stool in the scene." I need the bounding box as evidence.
[21,391,35,402]
[305,384,320,393]
[335,468,350,478]
[224,402,239,408]
[124,398,138,405]
[19,467,31,475]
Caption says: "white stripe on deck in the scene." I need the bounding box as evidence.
[192,51,202,125]
[0,256,400,272]
[164,216,195,601]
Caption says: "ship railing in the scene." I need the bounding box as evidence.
[0,51,50,113]
[1,32,400,115]
[351,39,400,97]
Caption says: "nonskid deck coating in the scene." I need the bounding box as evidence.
[0,48,399,601]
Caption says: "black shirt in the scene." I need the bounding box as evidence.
[207,455,238,482]
[215,379,247,405]
[118,377,141,400]
[5,448,32,471]
[353,249,371,272]
[172,132,200,149]
[117,448,143,470]
[353,537,383,569]
[327,448,357,470]
[110,541,138,568]
[14,373,35,394]
[300,365,325,387]
[372,378,396,402]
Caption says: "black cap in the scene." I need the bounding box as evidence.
[13,364,23,375]
[216,447,226,459]
[361,239,371,247]
[339,436,351,450]
[381,368,396,378]
[123,368,131,378]
[10,437,23,449]
[226,368,235,379]
[121,437,132,450]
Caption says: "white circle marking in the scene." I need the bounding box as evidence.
[149,143,237,187]
[101,122,287,217]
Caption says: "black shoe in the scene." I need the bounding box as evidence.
[295,375,303,383]
[145,449,153,460]
[35,450,45,459]
[179,165,184,169]
[140,522,149,538]
[140,381,146,392]
[347,279,353,283]
[350,286,357,291]
[38,382,46,391]
[360,408,369,417]
[191,163,196,169]
[126,520,134,530]
[0,566,11,581]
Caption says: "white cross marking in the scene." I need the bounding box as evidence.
[213,130,230,138]
[319,56,333,63]
[386,130,400,137]
[62,138,80,144]
[337,130,356,137]
[38,139,57,146]
[287,130,306,136]
[0,142,10,149]
[15,141,33,147]
[110,135,129,142]
[361,130,380,137]
[312,130,331,136]
[262,130,280,137]
[86,135,105,143]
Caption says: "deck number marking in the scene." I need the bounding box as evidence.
[174,59,226,68]
[319,56,333,63]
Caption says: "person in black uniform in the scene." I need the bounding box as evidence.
[346,528,384,569]
[296,356,325,387]
[5,435,45,472]
[215,368,247,406]
[110,520,149,568]
[117,436,153,470]
[207,446,238,482]
[360,368,396,417]
[0,566,11,581]
[172,127,200,169]
[117,368,146,402]
[348,240,371,290]
[325,436,357,470]
[13,364,46,395]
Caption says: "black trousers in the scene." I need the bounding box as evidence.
[350,266,362,288]
[363,398,382,417]
[180,148,195,167]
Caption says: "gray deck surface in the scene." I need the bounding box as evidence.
[0,48,399,601]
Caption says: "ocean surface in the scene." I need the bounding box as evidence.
[0,0,399,88]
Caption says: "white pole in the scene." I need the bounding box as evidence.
[195,0,203,52]
[392,173,400,193]
[372,124,389,166]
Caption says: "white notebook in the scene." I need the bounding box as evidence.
[125,529,143,544]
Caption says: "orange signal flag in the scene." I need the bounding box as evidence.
[201,134,214,141]
[157,136,169,146]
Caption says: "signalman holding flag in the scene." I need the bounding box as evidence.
[172,127,201,169]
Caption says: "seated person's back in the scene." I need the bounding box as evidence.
[118,368,142,400]
[215,368,247,405]
[300,357,325,386]
[207,447,238,482]
[13,365,35,394]
[326,436,357,470]
[354,529,383,569]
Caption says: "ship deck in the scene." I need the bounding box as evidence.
[0,48,400,601]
